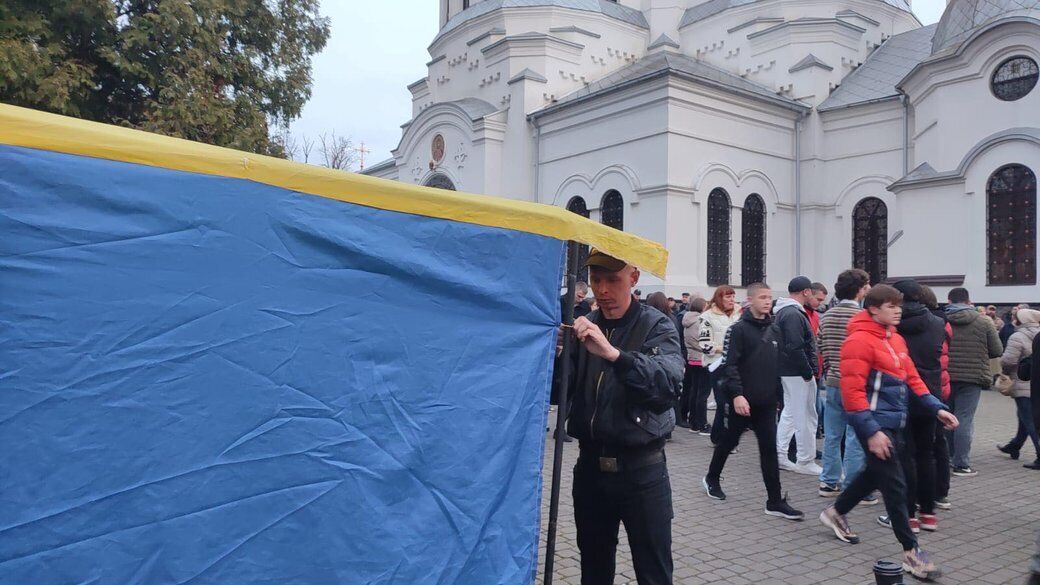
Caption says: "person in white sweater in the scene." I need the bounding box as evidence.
[698,285,740,443]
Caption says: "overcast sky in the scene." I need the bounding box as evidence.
[292,0,952,168]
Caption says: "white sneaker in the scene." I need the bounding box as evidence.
[792,461,823,476]
[707,401,717,410]
[778,457,799,472]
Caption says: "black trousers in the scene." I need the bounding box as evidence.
[933,422,951,500]
[686,365,711,429]
[573,456,673,585]
[835,429,917,551]
[905,415,937,515]
[707,402,782,503]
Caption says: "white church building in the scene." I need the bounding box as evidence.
[363,0,1039,303]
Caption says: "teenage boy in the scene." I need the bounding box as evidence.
[819,285,959,581]
[703,283,804,520]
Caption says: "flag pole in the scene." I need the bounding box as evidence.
[543,241,578,585]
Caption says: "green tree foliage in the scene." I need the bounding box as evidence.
[0,0,330,156]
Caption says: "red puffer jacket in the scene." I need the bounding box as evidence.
[840,311,946,441]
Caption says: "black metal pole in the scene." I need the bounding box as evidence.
[543,241,579,585]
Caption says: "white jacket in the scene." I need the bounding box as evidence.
[697,308,740,366]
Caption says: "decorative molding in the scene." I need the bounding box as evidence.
[833,174,897,212]
[789,53,834,73]
[548,25,601,39]
[507,68,548,84]
[835,9,881,27]
[747,17,866,40]
[466,27,506,46]
[551,164,642,206]
[889,127,1040,192]
[882,275,966,287]
[454,143,468,169]
[727,17,784,34]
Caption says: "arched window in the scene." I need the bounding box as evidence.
[706,188,731,286]
[852,197,888,285]
[424,174,456,191]
[601,190,623,231]
[988,164,1037,285]
[741,194,766,287]
[567,196,591,281]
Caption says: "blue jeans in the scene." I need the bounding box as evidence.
[948,383,982,469]
[819,385,866,487]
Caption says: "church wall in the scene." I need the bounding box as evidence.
[904,25,1040,173]
[676,0,920,108]
[891,140,1040,304]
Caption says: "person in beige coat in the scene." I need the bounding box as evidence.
[998,309,1040,468]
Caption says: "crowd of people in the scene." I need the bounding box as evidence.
[555,252,1040,584]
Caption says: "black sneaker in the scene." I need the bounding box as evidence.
[934,497,952,510]
[998,443,1021,460]
[677,419,691,429]
[698,424,712,437]
[765,496,804,521]
[703,476,726,500]
[877,515,892,528]
[951,466,977,477]
[818,483,841,498]
[1025,460,1040,470]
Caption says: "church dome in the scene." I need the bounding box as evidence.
[931,0,1040,54]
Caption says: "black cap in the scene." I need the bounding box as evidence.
[788,276,813,293]
[585,248,627,272]
[892,279,924,302]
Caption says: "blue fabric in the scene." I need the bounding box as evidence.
[819,386,865,487]
[0,145,563,584]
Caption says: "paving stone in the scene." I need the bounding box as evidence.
[536,391,1040,584]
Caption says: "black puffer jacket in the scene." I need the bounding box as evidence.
[718,310,780,406]
[897,302,947,412]
[562,300,685,448]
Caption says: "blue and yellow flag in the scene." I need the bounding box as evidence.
[0,104,665,584]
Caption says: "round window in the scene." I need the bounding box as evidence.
[991,56,1038,102]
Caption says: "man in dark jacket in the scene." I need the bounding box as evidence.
[945,287,1003,476]
[774,276,822,475]
[889,279,949,532]
[558,249,684,585]
[702,283,804,521]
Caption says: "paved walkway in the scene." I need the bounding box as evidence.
[538,390,1040,584]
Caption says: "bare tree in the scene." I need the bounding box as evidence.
[317,131,358,171]
[298,135,315,164]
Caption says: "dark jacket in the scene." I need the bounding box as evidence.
[562,300,685,448]
[718,310,780,406]
[773,297,818,379]
[840,312,946,441]
[897,302,948,411]
[945,304,1003,387]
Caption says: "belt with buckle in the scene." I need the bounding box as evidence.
[578,445,665,473]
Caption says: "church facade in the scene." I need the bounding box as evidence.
[363,0,1039,303]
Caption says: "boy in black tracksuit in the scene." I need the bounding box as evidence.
[703,283,803,520]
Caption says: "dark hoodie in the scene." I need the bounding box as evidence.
[897,301,947,399]
[718,309,780,406]
[945,304,1003,388]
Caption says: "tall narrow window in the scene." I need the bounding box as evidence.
[707,188,731,286]
[988,164,1037,285]
[567,196,591,282]
[741,194,766,286]
[852,197,888,284]
[601,190,624,231]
